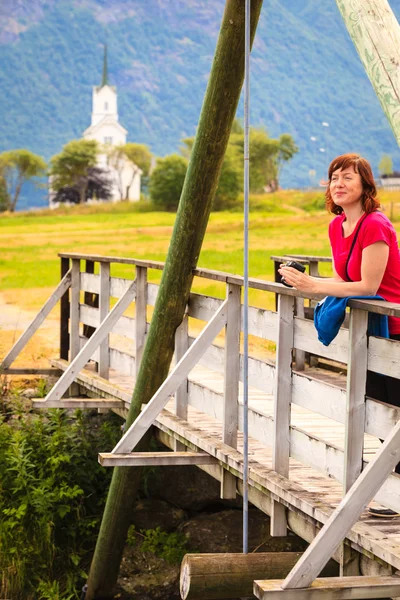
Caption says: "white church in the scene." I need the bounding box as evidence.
[50,46,141,206]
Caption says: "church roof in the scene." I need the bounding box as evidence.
[83,115,128,137]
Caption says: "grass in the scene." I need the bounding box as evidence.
[1,190,400,314]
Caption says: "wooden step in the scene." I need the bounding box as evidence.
[32,398,124,409]
[98,451,218,467]
[253,576,400,600]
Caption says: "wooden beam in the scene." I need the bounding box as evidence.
[271,294,295,536]
[32,398,124,409]
[221,283,241,500]
[254,575,400,600]
[174,312,189,451]
[111,299,228,454]
[336,0,400,144]
[98,451,217,467]
[98,262,110,379]
[344,309,368,492]
[281,419,400,590]
[42,280,137,403]
[135,266,147,374]
[3,368,61,376]
[0,269,72,370]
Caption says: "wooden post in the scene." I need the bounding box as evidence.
[135,266,147,376]
[60,257,70,360]
[221,283,241,500]
[98,262,110,380]
[336,0,400,144]
[69,258,81,397]
[85,2,264,597]
[271,294,295,536]
[174,312,189,451]
[344,308,368,493]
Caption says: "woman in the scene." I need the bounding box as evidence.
[279,153,400,516]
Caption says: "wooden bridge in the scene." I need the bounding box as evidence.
[3,252,400,599]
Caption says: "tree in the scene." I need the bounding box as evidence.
[85,1,263,598]
[49,139,99,205]
[379,154,393,176]
[182,137,241,210]
[230,124,298,192]
[149,154,188,211]
[0,149,47,212]
[52,167,113,204]
[107,143,152,200]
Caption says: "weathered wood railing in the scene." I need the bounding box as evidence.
[3,251,400,540]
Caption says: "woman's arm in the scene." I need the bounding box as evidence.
[278,241,389,297]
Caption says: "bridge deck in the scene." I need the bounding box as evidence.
[52,357,400,574]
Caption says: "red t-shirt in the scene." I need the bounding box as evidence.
[329,211,400,335]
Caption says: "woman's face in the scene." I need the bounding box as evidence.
[330,166,363,210]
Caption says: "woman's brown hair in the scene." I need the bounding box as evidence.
[325,153,380,215]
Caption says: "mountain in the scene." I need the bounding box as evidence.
[1,0,400,209]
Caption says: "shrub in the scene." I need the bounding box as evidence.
[149,154,188,211]
[0,400,121,599]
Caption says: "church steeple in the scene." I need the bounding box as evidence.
[101,44,109,87]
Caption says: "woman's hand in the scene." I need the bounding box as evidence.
[278,264,318,294]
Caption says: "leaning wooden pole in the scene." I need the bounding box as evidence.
[85,2,263,598]
[336,0,400,144]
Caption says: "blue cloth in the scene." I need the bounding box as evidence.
[314,295,389,346]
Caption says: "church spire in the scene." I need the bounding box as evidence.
[101,44,109,87]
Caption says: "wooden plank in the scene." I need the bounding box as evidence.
[135,266,147,374]
[80,272,100,294]
[221,283,241,499]
[271,294,295,536]
[99,262,110,379]
[99,451,217,467]
[368,336,400,378]
[294,317,349,363]
[344,309,368,492]
[254,576,400,600]
[82,260,98,339]
[281,419,400,590]
[110,276,134,299]
[1,268,72,370]
[60,257,70,360]
[33,398,124,409]
[42,280,137,403]
[4,368,61,375]
[175,313,189,452]
[112,299,228,454]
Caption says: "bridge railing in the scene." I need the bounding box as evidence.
[14,251,400,534]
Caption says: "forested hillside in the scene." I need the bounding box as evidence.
[1,0,400,208]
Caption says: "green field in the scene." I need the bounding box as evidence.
[1,190,400,312]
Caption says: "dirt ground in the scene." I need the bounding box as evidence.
[0,291,59,373]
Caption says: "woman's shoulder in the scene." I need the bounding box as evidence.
[329,213,345,232]
[365,210,394,230]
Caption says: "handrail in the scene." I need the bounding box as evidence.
[59,252,400,318]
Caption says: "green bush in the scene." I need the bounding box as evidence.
[127,525,189,565]
[0,400,121,599]
[149,154,188,211]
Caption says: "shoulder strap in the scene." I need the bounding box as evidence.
[345,213,369,282]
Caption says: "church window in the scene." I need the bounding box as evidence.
[104,136,113,145]
[104,101,109,111]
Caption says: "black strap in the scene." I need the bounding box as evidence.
[345,213,369,282]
